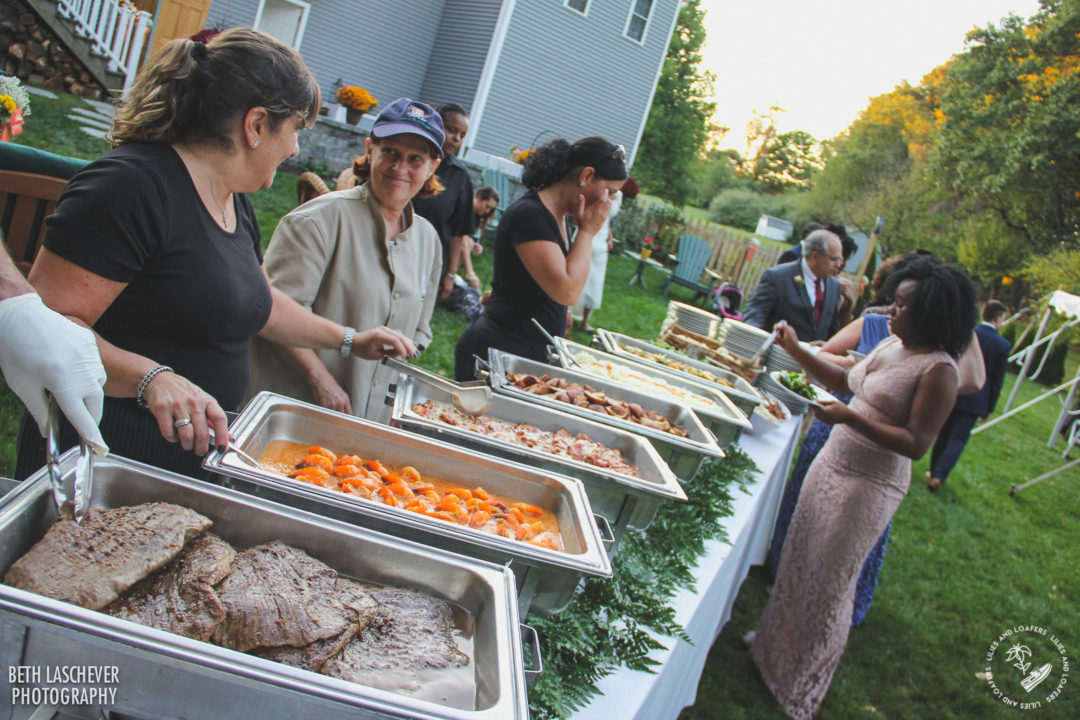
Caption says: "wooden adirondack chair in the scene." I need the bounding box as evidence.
[0,143,89,275]
[479,168,511,240]
[660,234,717,305]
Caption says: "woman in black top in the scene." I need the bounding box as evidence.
[16,29,416,479]
[453,137,627,380]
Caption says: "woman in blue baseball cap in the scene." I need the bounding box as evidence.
[248,98,445,423]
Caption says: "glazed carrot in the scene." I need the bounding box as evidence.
[436,496,462,513]
[513,502,545,517]
[335,454,362,467]
[472,487,489,500]
[288,466,330,481]
[331,464,362,477]
[308,446,336,462]
[447,487,473,501]
[401,466,422,482]
[468,510,492,527]
[300,454,333,471]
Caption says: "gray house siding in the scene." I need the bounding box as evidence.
[417,0,501,112]
[205,0,445,110]
[471,0,677,166]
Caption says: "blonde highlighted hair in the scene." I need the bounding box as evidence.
[110,27,320,148]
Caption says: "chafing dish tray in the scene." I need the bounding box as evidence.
[387,373,686,545]
[203,392,611,616]
[0,451,532,720]
[479,349,722,482]
[595,329,765,418]
[547,337,752,449]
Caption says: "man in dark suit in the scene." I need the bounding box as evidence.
[927,300,1011,491]
[741,229,845,341]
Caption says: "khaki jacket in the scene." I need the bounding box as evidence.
[248,184,441,423]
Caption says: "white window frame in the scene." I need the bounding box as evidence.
[563,0,590,17]
[253,0,311,51]
[623,0,654,44]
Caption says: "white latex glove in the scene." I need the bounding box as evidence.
[0,293,108,455]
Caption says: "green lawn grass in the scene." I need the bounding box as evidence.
[3,89,1079,718]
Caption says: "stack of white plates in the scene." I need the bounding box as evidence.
[716,319,769,361]
[667,301,719,338]
[765,344,802,374]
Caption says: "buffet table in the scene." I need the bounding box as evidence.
[573,414,802,720]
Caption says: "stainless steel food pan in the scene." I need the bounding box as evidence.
[387,374,686,545]
[595,329,765,418]
[0,451,532,720]
[203,392,612,616]
[480,349,722,482]
[547,337,752,449]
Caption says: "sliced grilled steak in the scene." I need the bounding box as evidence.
[3,503,212,610]
[252,578,378,672]
[212,541,351,652]
[106,533,236,641]
[323,586,469,690]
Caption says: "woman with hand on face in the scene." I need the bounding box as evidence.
[16,29,416,480]
[747,256,977,719]
[248,98,443,424]
[452,137,627,380]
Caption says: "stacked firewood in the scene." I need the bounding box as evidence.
[0,11,105,99]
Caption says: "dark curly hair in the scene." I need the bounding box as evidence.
[881,255,977,359]
[521,136,628,190]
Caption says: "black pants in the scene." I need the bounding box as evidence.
[16,397,212,481]
[453,313,550,382]
[929,409,979,483]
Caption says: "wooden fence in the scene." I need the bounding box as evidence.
[681,218,784,295]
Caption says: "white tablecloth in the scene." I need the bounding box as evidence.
[573,415,802,720]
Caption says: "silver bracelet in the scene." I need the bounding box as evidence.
[339,326,355,358]
[136,365,173,409]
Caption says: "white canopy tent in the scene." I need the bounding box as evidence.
[973,291,1080,494]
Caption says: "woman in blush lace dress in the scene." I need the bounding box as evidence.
[746,256,977,719]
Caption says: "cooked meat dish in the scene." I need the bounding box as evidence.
[212,541,352,653]
[661,327,760,384]
[260,441,566,551]
[4,503,473,701]
[618,343,736,388]
[503,371,690,437]
[413,399,640,478]
[106,532,236,642]
[566,351,723,413]
[323,586,470,692]
[3,502,211,610]
[253,578,379,672]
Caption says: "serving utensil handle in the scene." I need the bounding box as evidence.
[520,623,543,686]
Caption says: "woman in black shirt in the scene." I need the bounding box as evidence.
[17,29,416,479]
[453,137,626,380]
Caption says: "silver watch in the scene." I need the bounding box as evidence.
[339,326,355,358]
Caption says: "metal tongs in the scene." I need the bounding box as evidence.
[382,356,492,415]
[44,394,93,522]
[207,427,264,471]
[750,320,786,369]
[531,318,582,369]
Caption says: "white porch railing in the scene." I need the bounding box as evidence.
[55,0,152,92]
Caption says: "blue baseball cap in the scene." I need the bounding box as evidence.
[370,97,445,156]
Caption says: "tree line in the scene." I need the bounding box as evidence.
[634,0,1080,303]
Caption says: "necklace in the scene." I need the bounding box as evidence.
[182,145,231,230]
